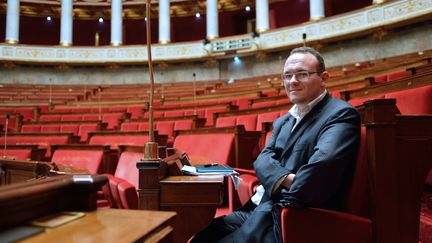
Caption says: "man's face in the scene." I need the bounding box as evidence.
[282,52,328,104]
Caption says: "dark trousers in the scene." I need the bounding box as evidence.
[191,200,281,243]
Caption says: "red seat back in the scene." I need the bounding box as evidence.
[348,95,385,107]
[173,133,235,165]
[236,114,257,131]
[216,117,236,128]
[342,126,372,218]
[256,111,280,131]
[51,149,104,174]
[385,85,432,114]
[115,151,143,188]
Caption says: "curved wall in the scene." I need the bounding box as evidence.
[0,21,431,85]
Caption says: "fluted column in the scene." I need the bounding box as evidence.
[111,0,123,46]
[5,0,20,44]
[206,0,218,39]
[309,0,325,21]
[158,0,170,44]
[255,0,269,33]
[60,0,73,46]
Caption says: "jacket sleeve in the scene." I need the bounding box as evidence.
[253,116,294,194]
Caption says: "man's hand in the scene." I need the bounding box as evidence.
[282,173,296,188]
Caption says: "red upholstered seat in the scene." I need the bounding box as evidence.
[61,115,82,121]
[117,179,139,209]
[126,105,145,119]
[374,74,388,83]
[251,100,276,109]
[236,97,250,110]
[184,109,205,118]
[280,126,372,243]
[164,110,185,118]
[275,99,290,105]
[60,124,80,136]
[89,134,150,150]
[385,85,432,114]
[330,90,342,99]
[21,125,41,133]
[120,122,140,131]
[102,113,124,130]
[41,125,61,133]
[174,120,193,131]
[256,112,279,131]
[228,127,372,242]
[138,122,151,131]
[156,121,175,144]
[144,111,164,118]
[115,151,142,188]
[348,95,385,107]
[387,70,409,81]
[3,149,33,160]
[51,149,104,174]
[204,107,227,126]
[173,133,235,165]
[39,115,61,121]
[102,167,142,209]
[156,121,175,136]
[0,115,19,132]
[79,123,100,142]
[236,114,258,131]
[82,114,100,120]
[216,117,236,128]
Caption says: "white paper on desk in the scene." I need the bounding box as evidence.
[181,165,198,174]
[182,165,240,176]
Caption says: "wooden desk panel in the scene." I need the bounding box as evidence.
[160,175,224,243]
[22,209,176,243]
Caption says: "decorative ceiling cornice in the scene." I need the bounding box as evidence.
[0,0,267,19]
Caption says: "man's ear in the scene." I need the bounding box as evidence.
[320,71,330,87]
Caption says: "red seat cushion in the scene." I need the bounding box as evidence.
[117,180,139,209]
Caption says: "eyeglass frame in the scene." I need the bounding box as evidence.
[281,71,320,82]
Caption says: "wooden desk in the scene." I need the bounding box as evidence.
[22,209,176,243]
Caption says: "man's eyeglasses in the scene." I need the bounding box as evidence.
[281,71,318,82]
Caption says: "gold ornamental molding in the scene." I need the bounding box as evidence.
[0,0,431,65]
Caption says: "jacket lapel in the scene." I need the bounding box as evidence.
[280,93,331,159]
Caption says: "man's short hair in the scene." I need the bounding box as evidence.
[290,46,325,74]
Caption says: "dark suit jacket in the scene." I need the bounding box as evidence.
[254,93,361,209]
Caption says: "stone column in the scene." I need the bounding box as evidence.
[158,0,170,44]
[255,0,269,33]
[206,0,218,39]
[111,0,123,46]
[60,0,73,46]
[5,0,20,44]
[309,0,325,21]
